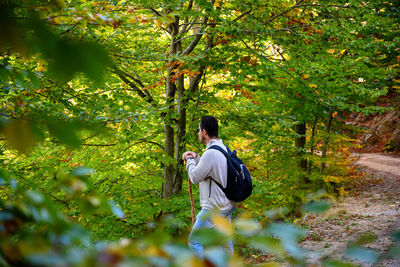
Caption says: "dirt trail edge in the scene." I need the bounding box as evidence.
[300,153,400,266]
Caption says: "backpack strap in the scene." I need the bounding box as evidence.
[208,145,229,158]
[207,145,230,194]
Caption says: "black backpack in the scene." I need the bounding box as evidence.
[208,145,252,202]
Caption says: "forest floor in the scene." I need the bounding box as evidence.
[298,153,400,266]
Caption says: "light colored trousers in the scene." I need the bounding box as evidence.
[188,206,235,259]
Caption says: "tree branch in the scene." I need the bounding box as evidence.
[231,9,252,23]
[239,38,272,63]
[296,4,352,8]
[182,16,208,56]
[189,65,206,93]
[124,70,146,89]
[174,32,205,45]
[149,7,162,17]
[112,67,157,107]
[112,138,163,162]
[81,143,117,147]
[265,0,304,24]
[179,0,194,34]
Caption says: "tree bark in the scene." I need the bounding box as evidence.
[173,60,186,194]
[162,17,179,198]
[162,112,176,198]
[162,8,213,198]
[308,116,318,173]
[173,100,186,193]
[320,113,333,175]
[295,123,307,171]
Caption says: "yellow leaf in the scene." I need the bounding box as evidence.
[326,49,335,54]
[54,16,63,24]
[309,83,318,88]
[37,60,47,72]
[332,111,338,118]
[302,74,310,79]
[89,196,100,206]
[143,246,168,258]
[3,120,37,154]
[155,19,162,27]
[187,256,204,267]
[234,218,261,235]
[259,263,283,267]
[212,215,233,236]
[228,255,246,267]
[50,0,65,9]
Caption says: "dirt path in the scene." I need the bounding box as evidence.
[300,153,400,266]
[354,153,400,177]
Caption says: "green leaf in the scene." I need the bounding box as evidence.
[2,120,39,154]
[190,228,228,247]
[266,223,308,259]
[303,201,331,214]
[29,15,110,82]
[49,40,110,82]
[234,218,262,236]
[265,207,289,218]
[204,247,229,267]
[0,211,13,221]
[345,246,380,264]
[27,253,66,266]
[249,236,285,257]
[392,232,400,242]
[25,190,44,204]
[47,119,81,148]
[0,65,9,81]
[267,223,306,243]
[163,244,192,259]
[323,259,357,267]
[109,200,125,218]
[71,167,95,177]
[388,245,400,258]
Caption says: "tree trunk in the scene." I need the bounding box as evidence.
[173,68,186,194]
[295,123,307,171]
[308,116,318,173]
[162,12,211,198]
[163,119,176,198]
[162,18,179,199]
[320,113,333,175]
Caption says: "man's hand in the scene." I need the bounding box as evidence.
[182,151,197,161]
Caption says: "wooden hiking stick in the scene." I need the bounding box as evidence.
[188,179,196,225]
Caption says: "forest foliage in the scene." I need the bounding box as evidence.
[0,0,399,266]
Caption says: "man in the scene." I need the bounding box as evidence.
[182,115,235,259]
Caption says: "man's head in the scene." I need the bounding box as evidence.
[198,116,218,144]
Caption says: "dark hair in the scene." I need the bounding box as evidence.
[200,116,218,138]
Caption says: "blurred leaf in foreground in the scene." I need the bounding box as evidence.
[47,119,81,148]
[1,120,40,154]
[323,259,357,267]
[345,246,380,264]
[303,200,331,214]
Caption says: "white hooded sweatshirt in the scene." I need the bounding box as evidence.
[186,139,235,212]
